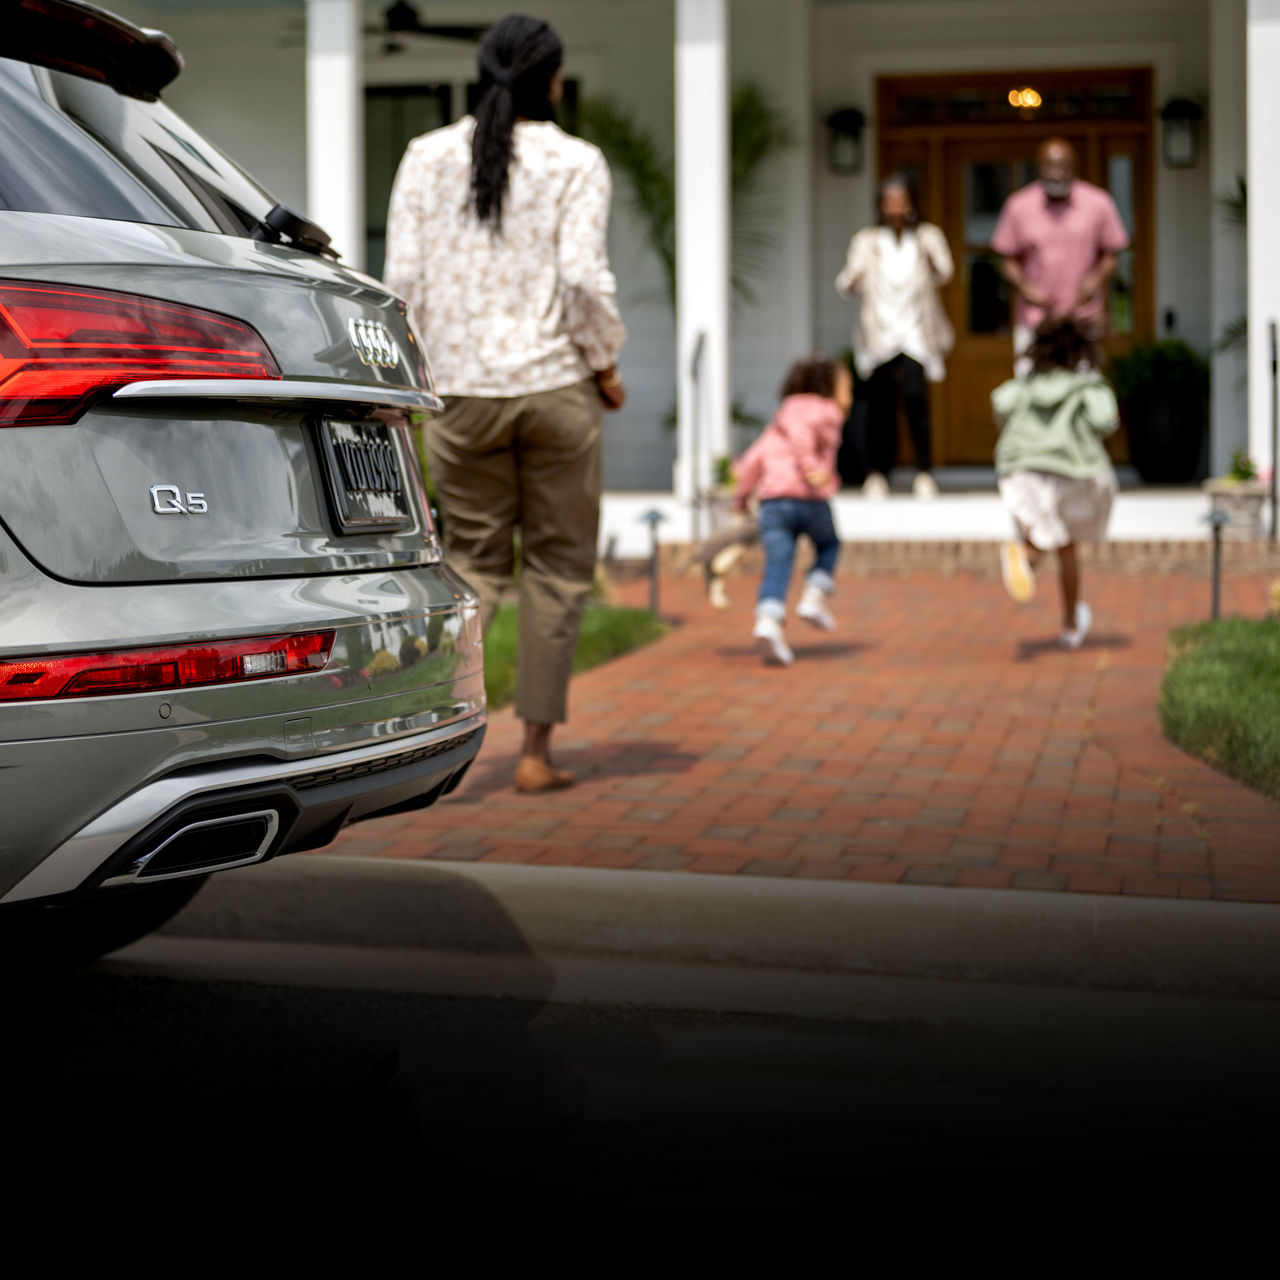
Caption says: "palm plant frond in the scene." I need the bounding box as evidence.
[1212,176,1246,357]
[1215,314,1248,355]
[729,82,791,311]
[577,96,677,309]
[578,81,791,317]
[1216,174,1247,231]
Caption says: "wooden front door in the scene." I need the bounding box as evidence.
[877,70,1153,465]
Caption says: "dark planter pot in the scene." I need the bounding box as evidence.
[1122,393,1207,485]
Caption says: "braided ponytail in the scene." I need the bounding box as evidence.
[471,14,564,230]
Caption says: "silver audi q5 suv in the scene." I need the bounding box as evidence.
[0,0,486,962]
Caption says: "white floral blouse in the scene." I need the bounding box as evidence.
[383,117,627,399]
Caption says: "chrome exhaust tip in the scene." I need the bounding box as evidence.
[102,810,280,887]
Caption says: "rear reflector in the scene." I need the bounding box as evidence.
[0,280,281,426]
[0,631,335,702]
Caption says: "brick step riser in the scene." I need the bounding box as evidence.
[615,541,1280,580]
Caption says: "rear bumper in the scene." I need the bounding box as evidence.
[1,711,485,903]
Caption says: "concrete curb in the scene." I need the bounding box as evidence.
[160,855,1280,1000]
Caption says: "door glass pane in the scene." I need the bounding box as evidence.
[1107,153,1134,234]
[1107,152,1135,335]
[365,86,451,279]
[964,159,1036,246]
[964,162,1010,246]
[967,251,1011,335]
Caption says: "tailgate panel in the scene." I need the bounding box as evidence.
[0,410,432,583]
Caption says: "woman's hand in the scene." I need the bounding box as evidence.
[805,468,831,489]
[595,367,626,411]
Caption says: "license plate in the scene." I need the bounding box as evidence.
[317,419,412,532]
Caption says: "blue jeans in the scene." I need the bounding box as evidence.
[756,498,840,617]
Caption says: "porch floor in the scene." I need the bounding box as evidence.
[600,469,1257,559]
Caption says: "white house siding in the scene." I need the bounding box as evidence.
[1210,0,1248,477]
[720,0,817,452]
[109,0,681,489]
[1247,0,1280,480]
[110,1,1240,484]
[111,1,310,214]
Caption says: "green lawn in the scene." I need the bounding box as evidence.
[483,604,668,711]
[1161,617,1280,804]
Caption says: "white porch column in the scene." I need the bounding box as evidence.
[306,0,364,271]
[675,0,731,515]
[1210,0,1248,478]
[779,0,814,360]
[1247,0,1280,478]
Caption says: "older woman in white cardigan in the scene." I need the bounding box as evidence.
[836,175,954,498]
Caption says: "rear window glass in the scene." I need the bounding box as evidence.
[0,56,274,237]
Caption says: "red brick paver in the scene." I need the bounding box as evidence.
[315,561,1280,902]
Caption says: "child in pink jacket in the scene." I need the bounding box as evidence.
[733,355,851,666]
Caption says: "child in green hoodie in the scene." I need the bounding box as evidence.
[992,318,1119,650]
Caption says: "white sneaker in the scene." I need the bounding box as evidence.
[796,584,835,631]
[862,471,889,500]
[707,576,730,611]
[1060,602,1093,650]
[912,471,938,499]
[752,614,794,666]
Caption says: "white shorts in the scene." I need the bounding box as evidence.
[999,469,1116,550]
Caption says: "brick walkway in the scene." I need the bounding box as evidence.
[319,557,1280,903]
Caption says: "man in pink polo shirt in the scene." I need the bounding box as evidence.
[991,138,1130,376]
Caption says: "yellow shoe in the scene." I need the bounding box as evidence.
[1000,542,1036,603]
[710,542,745,576]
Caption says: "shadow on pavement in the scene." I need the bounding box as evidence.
[1016,632,1133,661]
[716,641,872,661]
[452,739,701,796]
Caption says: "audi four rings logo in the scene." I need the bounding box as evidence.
[347,318,402,370]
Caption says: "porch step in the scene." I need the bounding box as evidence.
[599,488,1260,559]
[630,539,1280,581]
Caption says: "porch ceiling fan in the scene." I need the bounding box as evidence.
[367,2,489,47]
[277,4,487,51]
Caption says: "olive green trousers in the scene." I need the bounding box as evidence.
[425,378,602,726]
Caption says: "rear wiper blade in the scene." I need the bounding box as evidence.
[251,202,340,260]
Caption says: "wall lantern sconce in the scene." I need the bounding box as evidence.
[1160,98,1204,168]
[825,107,866,175]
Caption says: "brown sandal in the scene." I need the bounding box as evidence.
[513,756,575,793]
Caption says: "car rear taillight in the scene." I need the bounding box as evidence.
[0,631,334,702]
[0,280,281,426]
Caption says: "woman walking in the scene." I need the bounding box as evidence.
[835,175,953,498]
[384,14,627,793]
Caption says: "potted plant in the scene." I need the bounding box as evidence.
[1205,450,1269,540]
[704,454,738,532]
[1108,339,1209,485]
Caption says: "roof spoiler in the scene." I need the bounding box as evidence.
[10,0,183,101]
